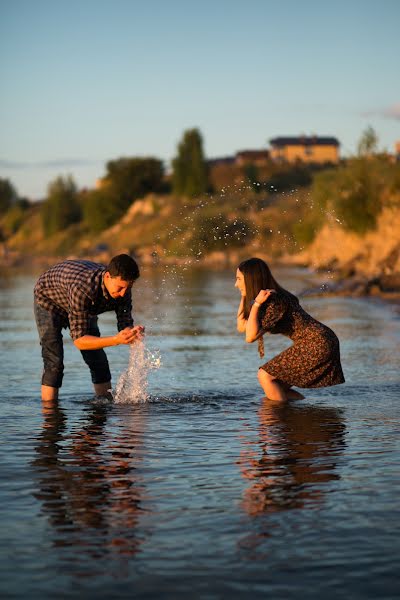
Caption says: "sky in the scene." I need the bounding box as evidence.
[1,0,399,199]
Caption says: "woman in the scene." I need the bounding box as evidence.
[235,258,345,401]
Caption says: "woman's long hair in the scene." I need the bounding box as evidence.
[238,257,296,318]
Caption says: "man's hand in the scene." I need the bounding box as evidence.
[132,325,145,342]
[115,325,145,345]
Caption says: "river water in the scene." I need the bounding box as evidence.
[1,266,399,599]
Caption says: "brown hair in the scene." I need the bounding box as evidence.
[106,254,140,282]
[238,257,294,318]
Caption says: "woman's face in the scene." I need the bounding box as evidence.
[235,269,246,295]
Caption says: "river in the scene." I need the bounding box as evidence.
[0,265,399,599]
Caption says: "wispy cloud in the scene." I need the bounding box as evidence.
[361,102,400,120]
[382,103,400,120]
[0,158,102,170]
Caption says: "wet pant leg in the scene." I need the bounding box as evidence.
[34,301,64,388]
[80,317,112,384]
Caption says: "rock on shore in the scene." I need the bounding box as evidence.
[289,207,400,296]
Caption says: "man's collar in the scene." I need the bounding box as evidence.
[100,271,111,300]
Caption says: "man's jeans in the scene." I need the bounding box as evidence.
[34,301,111,388]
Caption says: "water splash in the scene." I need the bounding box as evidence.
[113,342,161,404]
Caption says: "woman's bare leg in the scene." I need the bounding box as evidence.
[282,383,305,400]
[257,369,287,401]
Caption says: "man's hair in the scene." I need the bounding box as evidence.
[106,254,140,282]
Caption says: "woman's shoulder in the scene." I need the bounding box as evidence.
[268,288,298,306]
[259,288,293,329]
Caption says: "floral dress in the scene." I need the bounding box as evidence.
[258,290,345,388]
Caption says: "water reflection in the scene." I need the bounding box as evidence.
[239,400,346,515]
[32,401,148,559]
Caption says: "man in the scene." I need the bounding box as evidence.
[34,254,144,401]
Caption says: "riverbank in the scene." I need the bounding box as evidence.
[284,206,400,298]
[2,193,400,299]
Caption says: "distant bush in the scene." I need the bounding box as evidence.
[310,159,385,235]
[1,199,30,237]
[267,165,313,192]
[292,219,318,246]
[190,213,253,254]
[332,159,382,234]
[41,175,82,237]
[82,188,119,233]
[301,128,400,236]
[104,156,164,218]
[388,162,400,201]
[0,178,18,215]
[243,164,261,193]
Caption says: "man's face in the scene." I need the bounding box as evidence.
[104,272,134,299]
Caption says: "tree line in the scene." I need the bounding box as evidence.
[1,126,399,246]
[0,128,209,238]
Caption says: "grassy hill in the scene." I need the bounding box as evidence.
[2,157,400,296]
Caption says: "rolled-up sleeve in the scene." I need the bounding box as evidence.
[115,292,134,331]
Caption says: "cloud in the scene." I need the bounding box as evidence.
[0,158,101,170]
[361,103,400,120]
[382,103,400,120]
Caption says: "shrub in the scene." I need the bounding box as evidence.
[191,213,253,254]
[41,175,82,236]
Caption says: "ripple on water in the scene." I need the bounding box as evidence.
[1,270,400,598]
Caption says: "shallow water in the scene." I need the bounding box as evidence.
[1,266,399,599]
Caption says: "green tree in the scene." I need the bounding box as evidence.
[357,125,378,157]
[309,156,383,236]
[333,158,382,234]
[104,157,164,218]
[172,128,208,197]
[41,175,82,236]
[82,188,120,233]
[0,178,18,214]
[1,198,30,237]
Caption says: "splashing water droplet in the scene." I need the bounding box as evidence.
[113,341,161,404]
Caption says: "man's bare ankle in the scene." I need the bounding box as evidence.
[41,385,59,401]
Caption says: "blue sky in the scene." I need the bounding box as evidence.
[1,0,399,199]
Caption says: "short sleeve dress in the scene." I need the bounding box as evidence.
[257,290,345,388]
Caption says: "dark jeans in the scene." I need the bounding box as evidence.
[34,301,111,389]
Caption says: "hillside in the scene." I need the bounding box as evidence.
[2,157,400,299]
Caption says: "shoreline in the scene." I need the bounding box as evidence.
[2,250,400,303]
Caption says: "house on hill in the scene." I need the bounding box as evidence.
[269,136,340,164]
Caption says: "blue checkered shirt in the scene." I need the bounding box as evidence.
[34,260,134,341]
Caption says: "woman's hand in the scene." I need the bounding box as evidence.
[255,289,275,305]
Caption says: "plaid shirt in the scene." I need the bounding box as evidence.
[34,260,134,341]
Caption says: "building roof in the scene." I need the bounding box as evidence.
[270,136,340,147]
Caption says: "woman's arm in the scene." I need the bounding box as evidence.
[245,290,274,343]
[245,304,263,342]
[237,296,247,332]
